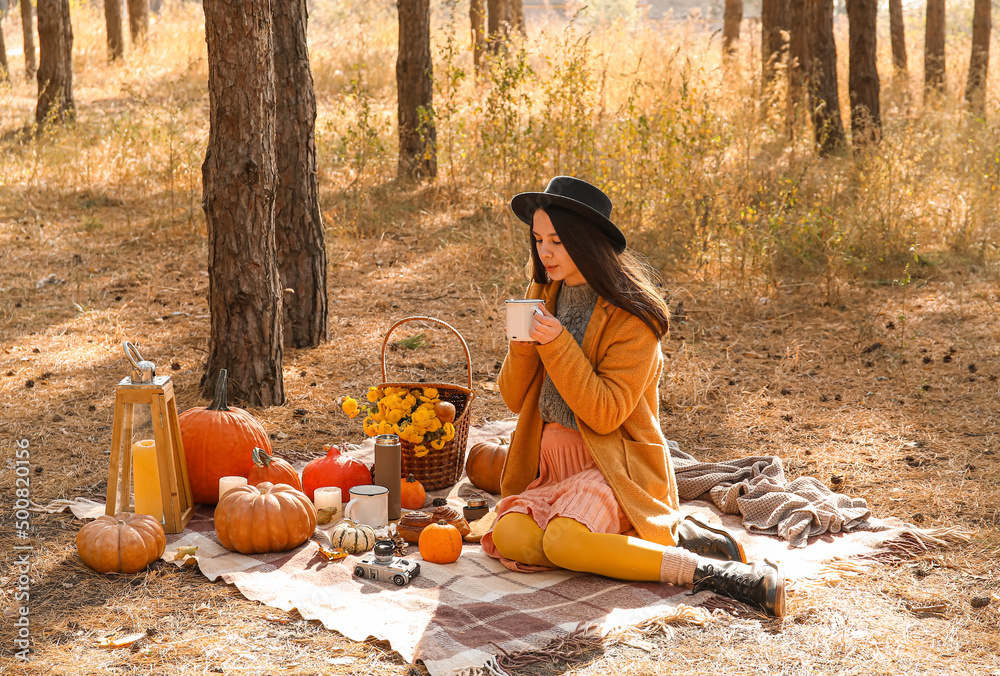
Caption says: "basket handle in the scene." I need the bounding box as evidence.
[381,316,473,390]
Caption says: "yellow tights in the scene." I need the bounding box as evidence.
[491,513,678,582]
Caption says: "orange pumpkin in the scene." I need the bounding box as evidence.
[214,482,317,554]
[247,446,302,491]
[465,437,508,495]
[76,513,166,574]
[400,474,426,510]
[179,369,273,504]
[418,520,463,564]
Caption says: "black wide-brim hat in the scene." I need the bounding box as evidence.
[510,176,627,253]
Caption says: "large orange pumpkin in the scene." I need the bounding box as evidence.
[465,437,508,495]
[179,369,273,504]
[76,513,166,574]
[247,446,302,491]
[214,482,317,554]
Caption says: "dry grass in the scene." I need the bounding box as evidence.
[1,2,999,674]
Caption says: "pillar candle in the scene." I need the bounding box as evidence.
[132,439,163,523]
[313,486,342,524]
[219,476,247,502]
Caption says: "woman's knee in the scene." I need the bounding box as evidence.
[541,517,589,569]
[492,512,548,565]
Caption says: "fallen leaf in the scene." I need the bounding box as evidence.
[479,381,499,392]
[317,545,348,561]
[316,505,341,525]
[173,546,198,561]
[97,632,145,649]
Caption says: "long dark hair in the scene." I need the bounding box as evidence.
[528,206,670,339]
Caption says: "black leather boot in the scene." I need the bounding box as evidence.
[676,516,747,563]
[691,559,785,617]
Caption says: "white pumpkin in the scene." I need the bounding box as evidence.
[329,519,376,554]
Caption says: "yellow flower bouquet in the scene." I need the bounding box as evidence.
[342,386,457,458]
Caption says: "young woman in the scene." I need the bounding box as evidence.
[481,176,785,616]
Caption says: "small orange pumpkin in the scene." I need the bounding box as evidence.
[76,513,166,574]
[465,437,508,495]
[247,446,302,491]
[400,474,426,510]
[418,520,463,564]
[214,482,317,554]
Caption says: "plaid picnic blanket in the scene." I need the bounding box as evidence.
[45,419,971,675]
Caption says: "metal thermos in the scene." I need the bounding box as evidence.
[374,434,402,520]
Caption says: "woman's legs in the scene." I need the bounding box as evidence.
[542,517,699,584]
[491,512,555,567]
[491,513,699,584]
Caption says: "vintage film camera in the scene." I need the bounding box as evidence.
[354,540,421,587]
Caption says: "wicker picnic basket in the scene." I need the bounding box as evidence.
[379,316,476,491]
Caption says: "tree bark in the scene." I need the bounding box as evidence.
[126,0,148,45]
[470,0,486,75]
[21,0,37,79]
[964,0,991,117]
[924,0,945,95]
[846,0,880,145]
[788,0,809,115]
[510,0,524,35]
[722,0,742,56]
[0,18,9,85]
[809,0,845,155]
[201,0,284,407]
[487,0,512,52]
[397,0,436,180]
[105,0,125,61]
[272,0,327,348]
[760,0,789,90]
[888,0,906,72]
[36,0,74,126]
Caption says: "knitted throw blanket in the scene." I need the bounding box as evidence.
[668,441,873,548]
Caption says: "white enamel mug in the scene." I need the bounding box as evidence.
[505,299,544,342]
[343,485,389,528]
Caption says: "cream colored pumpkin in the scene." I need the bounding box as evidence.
[328,519,376,554]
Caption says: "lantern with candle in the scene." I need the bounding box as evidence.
[104,342,195,534]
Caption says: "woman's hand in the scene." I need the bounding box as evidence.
[528,304,563,345]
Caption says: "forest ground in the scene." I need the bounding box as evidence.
[1,178,998,674]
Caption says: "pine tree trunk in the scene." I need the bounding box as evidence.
[397,0,436,180]
[126,0,148,45]
[487,0,511,53]
[788,0,809,122]
[470,0,486,75]
[722,0,742,56]
[846,0,880,145]
[809,0,845,155]
[105,0,125,61]
[0,19,9,85]
[21,0,37,79]
[273,0,327,348]
[924,0,945,95]
[510,0,524,35]
[761,0,789,90]
[36,0,74,126]
[888,0,906,72]
[201,0,284,406]
[964,0,991,117]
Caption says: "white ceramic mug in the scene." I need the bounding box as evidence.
[344,485,389,528]
[506,299,544,342]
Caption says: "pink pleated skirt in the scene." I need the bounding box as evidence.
[482,422,631,566]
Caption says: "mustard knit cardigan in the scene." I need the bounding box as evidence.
[498,280,682,547]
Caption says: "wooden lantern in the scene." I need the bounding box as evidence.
[105,342,194,534]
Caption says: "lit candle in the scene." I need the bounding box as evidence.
[132,439,163,523]
[313,486,342,524]
[219,476,247,502]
